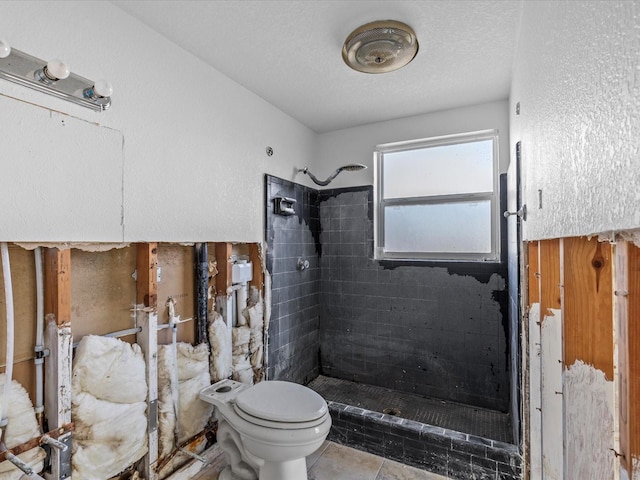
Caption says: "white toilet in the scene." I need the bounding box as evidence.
[199,379,332,480]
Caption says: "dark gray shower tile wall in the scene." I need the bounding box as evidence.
[318,186,510,412]
[265,175,321,384]
[265,175,510,412]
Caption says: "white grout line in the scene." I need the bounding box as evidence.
[373,459,385,480]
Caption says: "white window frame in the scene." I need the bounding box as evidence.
[374,129,500,262]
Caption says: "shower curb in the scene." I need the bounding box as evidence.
[326,401,522,480]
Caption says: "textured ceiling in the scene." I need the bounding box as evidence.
[111,0,523,133]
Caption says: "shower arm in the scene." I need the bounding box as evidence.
[298,164,366,187]
[301,167,341,187]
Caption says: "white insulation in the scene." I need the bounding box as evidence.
[231,288,264,384]
[71,335,148,480]
[209,311,232,382]
[157,342,212,458]
[0,376,45,479]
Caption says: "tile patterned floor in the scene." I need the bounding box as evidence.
[193,441,451,480]
[308,376,512,443]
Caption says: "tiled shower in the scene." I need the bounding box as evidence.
[265,174,509,410]
[264,174,520,478]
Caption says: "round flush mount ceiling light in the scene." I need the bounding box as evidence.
[342,20,419,74]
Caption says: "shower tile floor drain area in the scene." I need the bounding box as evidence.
[308,375,512,444]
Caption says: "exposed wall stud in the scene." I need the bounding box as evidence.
[630,242,640,478]
[136,243,158,309]
[43,248,72,479]
[215,243,233,296]
[135,243,159,480]
[562,237,613,379]
[616,240,630,476]
[538,239,563,480]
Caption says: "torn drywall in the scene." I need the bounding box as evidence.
[564,360,615,480]
[598,229,640,249]
[14,242,130,252]
[528,303,542,480]
[157,342,212,459]
[541,308,562,480]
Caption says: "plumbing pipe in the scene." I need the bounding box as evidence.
[178,447,208,465]
[41,434,67,452]
[33,248,44,428]
[195,243,209,345]
[103,327,142,338]
[226,283,247,325]
[236,283,248,327]
[5,451,34,476]
[19,473,45,480]
[71,327,143,349]
[225,284,243,294]
[166,298,181,446]
[1,243,14,434]
[230,288,237,327]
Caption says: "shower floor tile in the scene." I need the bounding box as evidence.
[307,375,512,444]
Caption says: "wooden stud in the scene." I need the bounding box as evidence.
[537,238,563,480]
[249,243,264,292]
[538,239,561,315]
[524,241,541,478]
[616,240,631,475]
[136,310,158,480]
[215,243,233,295]
[135,243,159,480]
[137,243,158,309]
[44,248,71,326]
[562,237,613,379]
[43,247,72,479]
[527,241,540,307]
[628,242,640,476]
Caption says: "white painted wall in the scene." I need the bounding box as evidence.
[510,0,640,242]
[314,100,510,189]
[0,1,317,243]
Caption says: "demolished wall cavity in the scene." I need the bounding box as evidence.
[0,376,46,479]
[71,335,148,479]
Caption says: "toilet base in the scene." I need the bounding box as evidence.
[218,457,308,480]
[259,458,308,480]
[219,466,254,480]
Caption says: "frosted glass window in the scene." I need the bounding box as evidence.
[383,139,493,199]
[375,130,499,261]
[384,201,492,253]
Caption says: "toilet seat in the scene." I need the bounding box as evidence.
[233,380,328,430]
[233,403,329,430]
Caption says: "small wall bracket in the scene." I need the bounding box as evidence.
[504,204,527,221]
[273,196,296,216]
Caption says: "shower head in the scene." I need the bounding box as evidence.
[297,163,367,186]
[339,164,367,172]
